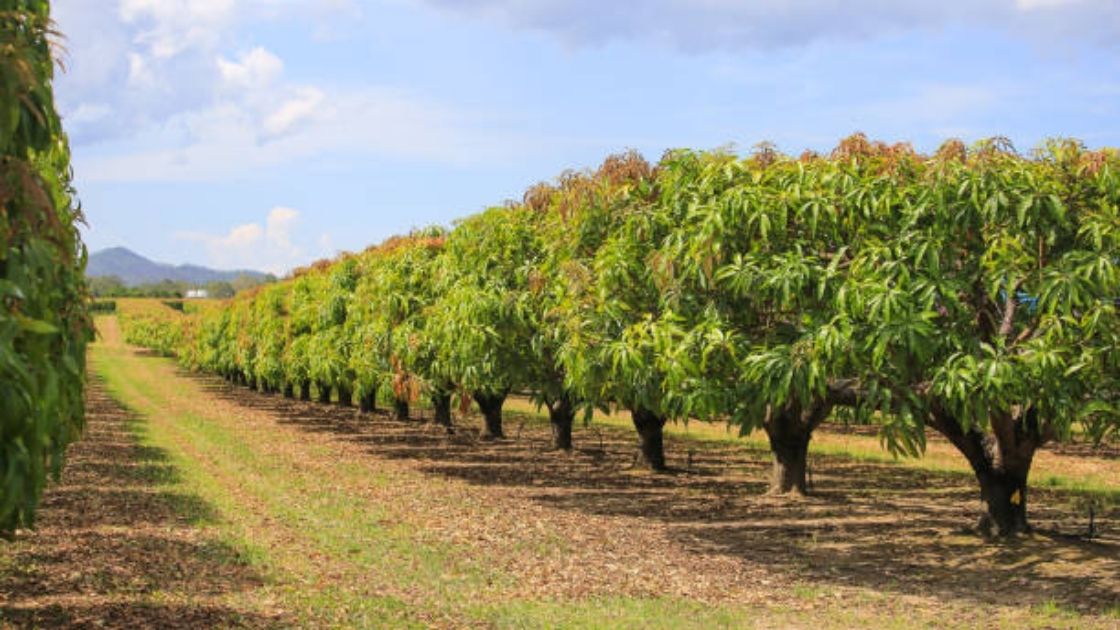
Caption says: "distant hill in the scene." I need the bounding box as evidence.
[88,247,270,287]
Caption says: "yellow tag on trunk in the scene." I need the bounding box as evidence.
[1010,489,1022,505]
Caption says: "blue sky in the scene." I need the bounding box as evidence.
[55,0,1120,274]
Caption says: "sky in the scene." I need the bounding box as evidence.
[54,0,1120,275]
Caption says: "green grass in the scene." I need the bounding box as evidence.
[1030,599,1082,623]
[473,598,749,629]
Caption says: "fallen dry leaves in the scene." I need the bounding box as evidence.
[0,381,285,629]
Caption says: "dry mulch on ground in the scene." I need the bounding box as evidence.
[209,379,1120,623]
[0,380,284,629]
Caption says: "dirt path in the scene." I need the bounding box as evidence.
[0,378,282,628]
[4,316,1117,628]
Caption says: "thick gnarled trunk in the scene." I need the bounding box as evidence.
[766,424,810,496]
[317,383,331,404]
[763,402,831,496]
[548,395,575,451]
[474,391,507,439]
[359,390,376,413]
[337,384,353,408]
[393,398,410,421]
[299,381,311,401]
[431,391,453,429]
[977,469,1030,535]
[631,406,667,471]
[282,383,294,399]
[931,405,1043,536]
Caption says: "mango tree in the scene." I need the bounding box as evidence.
[520,192,593,450]
[843,139,1120,534]
[346,248,395,413]
[427,207,540,439]
[284,269,320,401]
[655,145,881,494]
[0,0,92,533]
[249,283,289,394]
[308,257,360,406]
[549,153,687,470]
[373,229,448,421]
[197,307,237,383]
[230,298,258,390]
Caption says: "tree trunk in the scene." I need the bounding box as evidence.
[359,390,376,413]
[977,469,1030,536]
[931,405,1043,536]
[763,401,833,496]
[248,376,258,391]
[337,384,353,407]
[394,398,409,421]
[765,422,810,496]
[548,395,575,451]
[474,391,507,439]
[631,406,667,471]
[282,383,294,399]
[432,391,453,429]
[299,381,311,401]
[317,383,331,404]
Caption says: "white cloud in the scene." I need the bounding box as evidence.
[176,207,320,274]
[55,0,500,181]
[266,206,299,249]
[127,52,157,88]
[66,103,113,126]
[119,0,235,60]
[1015,0,1087,9]
[218,46,284,90]
[223,223,265,247]
[54,0,362,147]
[264,87,325,137]
[76,86,506,182]
[873,83,1000,122]
[415,0,1120,51]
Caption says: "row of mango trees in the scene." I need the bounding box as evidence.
[122,136,1120,536]
[0,2,92,535]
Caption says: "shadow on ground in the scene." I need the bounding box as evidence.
[201,375,1120,617]
[0,380,282,629]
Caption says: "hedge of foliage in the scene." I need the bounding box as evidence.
[121,136,1120,536]
[0,1,92,535]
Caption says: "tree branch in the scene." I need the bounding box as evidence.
[826,378,862,407]
[998,279,1023,340]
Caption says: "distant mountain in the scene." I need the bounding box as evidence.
[88,247,270,286]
